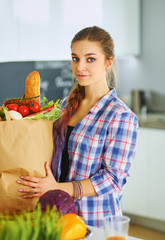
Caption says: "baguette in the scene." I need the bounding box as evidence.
[25,71,40,103]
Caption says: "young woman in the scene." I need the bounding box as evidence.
[17,26,138,228]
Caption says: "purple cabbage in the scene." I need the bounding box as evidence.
[39,189,77,215]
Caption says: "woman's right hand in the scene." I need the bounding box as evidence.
[16,162,58,199]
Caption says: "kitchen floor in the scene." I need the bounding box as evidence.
[129,224,165,240]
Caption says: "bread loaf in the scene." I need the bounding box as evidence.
[25,71,40,103]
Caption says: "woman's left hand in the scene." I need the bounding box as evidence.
[16,162,58,199]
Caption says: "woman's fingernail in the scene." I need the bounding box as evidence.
[20,176,24,179]
[47,162,49,166]
[16,180,21,184]
[23,195,27,199]
[18,189,23,192]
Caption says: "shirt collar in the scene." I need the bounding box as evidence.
[89,88,117,114]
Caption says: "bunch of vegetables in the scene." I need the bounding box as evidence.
[4,96,41,117]
[2,96,61,121]
[0,202,87,240]
[0,204,61,240]
[39,190,87,240]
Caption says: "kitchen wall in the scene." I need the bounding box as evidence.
[117,0,165,108]
[0,0,164,101]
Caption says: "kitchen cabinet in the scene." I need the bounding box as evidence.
[0,0,140,61]
[0,0,18,61]
[122,127,165,221]
[103,0,140,57]
[148,129,165,220]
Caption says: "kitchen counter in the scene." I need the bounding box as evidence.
[137,113,165,129]
[87,225,144,240]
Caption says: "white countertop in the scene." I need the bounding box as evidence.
[137,113,165,129]
[87,225,144,240]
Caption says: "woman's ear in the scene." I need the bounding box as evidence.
[106,57,114,70]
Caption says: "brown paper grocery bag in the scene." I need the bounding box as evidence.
[0,118,53,214]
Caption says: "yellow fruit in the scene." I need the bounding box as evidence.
[59,213,87,240]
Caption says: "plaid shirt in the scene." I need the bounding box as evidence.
[57,88,138,228]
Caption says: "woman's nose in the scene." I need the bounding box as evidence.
[76,60,86,71]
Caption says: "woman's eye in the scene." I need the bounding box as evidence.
[87,57,95,62]
[72,57,79,62]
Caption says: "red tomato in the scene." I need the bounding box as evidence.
[4,98,20,106]
[4,100,9,106]
[9,103,19,111]
[6,104,10,109]
[29,101,40,113]
[14,99,21,104]
[21,99,33,106]
[18,105,29,117]
[4,99,13,105]
[26,100,34,106]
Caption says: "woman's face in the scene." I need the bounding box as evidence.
[71,40,113,87]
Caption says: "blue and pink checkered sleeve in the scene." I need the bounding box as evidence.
[90,111,138,196]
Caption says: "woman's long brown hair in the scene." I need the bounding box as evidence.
[51,26,116,178]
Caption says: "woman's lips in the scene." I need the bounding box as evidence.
[77,74,88,78]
